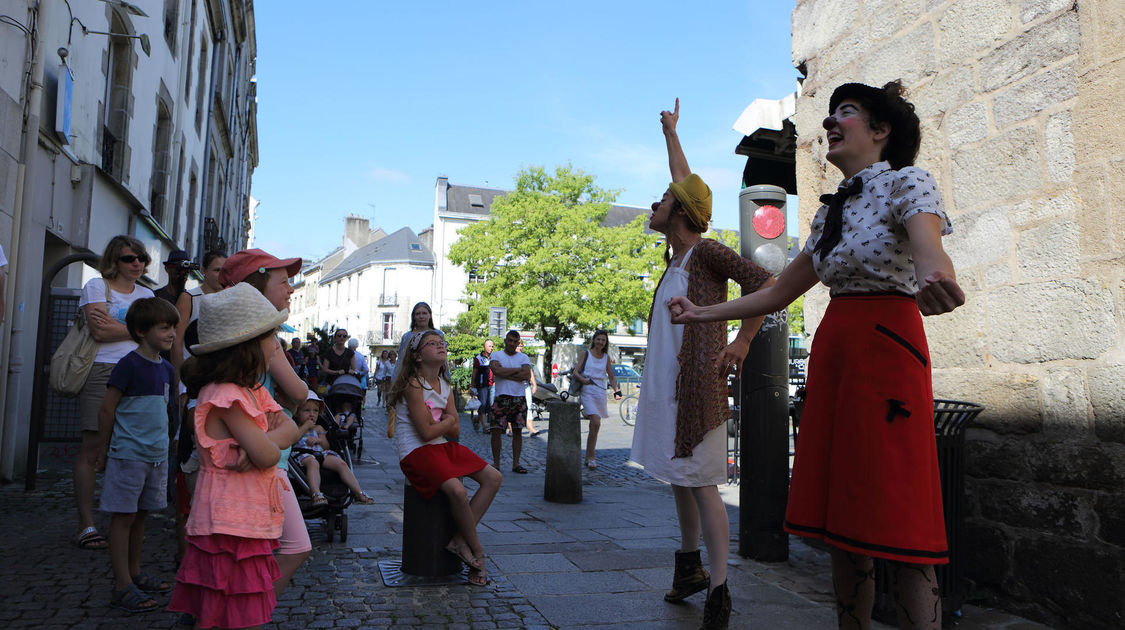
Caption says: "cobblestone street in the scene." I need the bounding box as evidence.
[0,402,1052,629]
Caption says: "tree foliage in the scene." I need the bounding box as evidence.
[448,165,662,378]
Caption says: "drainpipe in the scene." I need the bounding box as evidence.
[0,0,46,481]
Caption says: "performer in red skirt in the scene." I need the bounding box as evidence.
[387,329,501,586]
[669,81,965,629]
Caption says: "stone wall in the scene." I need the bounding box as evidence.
[790,1,1124,627]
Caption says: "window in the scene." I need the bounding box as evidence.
[102,13,133,180]
[183,0,196,104]
[195,38,208,133]
[468,193,484,207]
[186,171,198,255]
[150,101,173,224]
[382,313,394,340]
[163,0,178,51]
[172,143,185,240]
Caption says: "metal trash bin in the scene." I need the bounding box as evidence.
[873,399,984,625]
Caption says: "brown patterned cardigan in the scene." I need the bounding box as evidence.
[647,238,772,458]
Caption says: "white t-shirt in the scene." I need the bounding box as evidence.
[490,351,531,397]
[79,277,155,364]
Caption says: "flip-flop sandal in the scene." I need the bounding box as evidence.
[467,561,490,587]
[312,492,328,506]
[511,465,528,474]
[354,492,375,505]
[132,572,172,593]
[75,526,108,550]
[444,541,483,571]
[110,583,159,613]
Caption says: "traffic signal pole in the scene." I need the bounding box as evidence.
[737,185,790,561]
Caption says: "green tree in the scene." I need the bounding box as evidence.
[788,294,805,337]
[448,165,662,380]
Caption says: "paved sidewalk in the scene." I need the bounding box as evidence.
[0,402,1052,629]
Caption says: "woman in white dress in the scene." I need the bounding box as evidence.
[629,100,773,630]
[571,330,622,469]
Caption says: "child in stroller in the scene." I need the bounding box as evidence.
[325,373,366,459]
[288,393,374,542]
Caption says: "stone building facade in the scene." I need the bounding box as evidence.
[0,0,258,481]
[790,1,1123,627]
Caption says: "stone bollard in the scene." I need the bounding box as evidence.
[401,484,462,576]
[544,400,582,504]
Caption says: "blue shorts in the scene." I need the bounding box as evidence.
[475,385,495,415]
[101,458,168,513]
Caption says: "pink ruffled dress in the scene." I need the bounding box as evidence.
[168,383,285,628]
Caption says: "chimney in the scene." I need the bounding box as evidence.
[345,215,371,249]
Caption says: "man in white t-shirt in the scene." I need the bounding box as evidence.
[490,330,532,473]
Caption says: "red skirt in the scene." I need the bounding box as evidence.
[400,442,489,499]
[785,293,948,565]
[168,534,281,627]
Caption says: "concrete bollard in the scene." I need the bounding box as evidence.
[544,400,582,504]
[401,484,462,576]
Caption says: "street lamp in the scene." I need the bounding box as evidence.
[80,26,151,56]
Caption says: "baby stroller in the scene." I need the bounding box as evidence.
[324,372,366,460]
[530,377,563,422]
[287,403,358,543]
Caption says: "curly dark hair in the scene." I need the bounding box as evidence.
[828,80,921,170]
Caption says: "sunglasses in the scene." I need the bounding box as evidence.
[335,333,349,338]
[118,254,150,264]
[421,340,448,350]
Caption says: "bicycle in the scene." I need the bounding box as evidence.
[619,393,639,426]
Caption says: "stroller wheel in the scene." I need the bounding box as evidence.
[324,511,336,543]
[339,513,348,542]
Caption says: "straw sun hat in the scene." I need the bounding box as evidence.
[190,283,290,354]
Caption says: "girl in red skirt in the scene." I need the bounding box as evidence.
[670,81,966,629]
[169,284,302,629]
[387,329,502,586]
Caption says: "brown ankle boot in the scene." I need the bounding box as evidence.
[664,549,710,602]
[699,581,731,630]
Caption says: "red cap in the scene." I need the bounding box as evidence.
[219,248,302,287]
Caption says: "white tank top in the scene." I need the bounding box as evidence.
[582,350,608,389]
[394,376,450,460]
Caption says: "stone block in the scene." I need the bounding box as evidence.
[858,24,936,87]
[933,370,1041,434]
[1073,57,1125,166]
[1091,0,1125,67]
[1040,367,1091,434]
[980,11,1079,91]
[792,0,862,64]
[993,63,1077,129]
[937,0,1013,67]
[986,280,1114,363]
[911,67,976,121]
[965,433,1031,480]
[983,262,1011,287]
[962,520,1012,587]
[947,102,989,148]
[815,26,873,81]
[976,479,1091,536]
[1009,187,1079,226]
[1031,440,1125,493]
[1044,109,1075,183]
[1016,220,1079,281]
[951,125,1042,209]
[1020,0,1073,24]
[943,207,1011,269]
[1089,365,1125,443]
[1094,492,1125,547]
[1013,536,1125,627]
[923,295,988,368]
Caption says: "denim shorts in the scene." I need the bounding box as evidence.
[475,385,495,414]
[100,458,168,513]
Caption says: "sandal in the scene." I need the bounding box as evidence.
[110,583,159,613]
[354,492,375,505]
[511,465,528,474]
[467,559,489,586]
[312,492,327,506]
[586,459,597,470]
[75,526,108,550]
[132,572,172,593]
[445,540,484,572]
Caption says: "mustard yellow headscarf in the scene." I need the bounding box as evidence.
[668,174,712,232]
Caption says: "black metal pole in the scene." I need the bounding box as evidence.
[25,253,100,491]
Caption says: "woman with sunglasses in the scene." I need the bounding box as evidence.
[73,235,157,551]
[321,328,358,386]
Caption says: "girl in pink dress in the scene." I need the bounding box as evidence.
[387,330,502,586]
[169,284,301,629]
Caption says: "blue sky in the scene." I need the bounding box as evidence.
[251,1,799,260]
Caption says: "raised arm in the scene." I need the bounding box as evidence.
[662,98,690,182]
[670,253,820,323]
[905,213,965,315]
